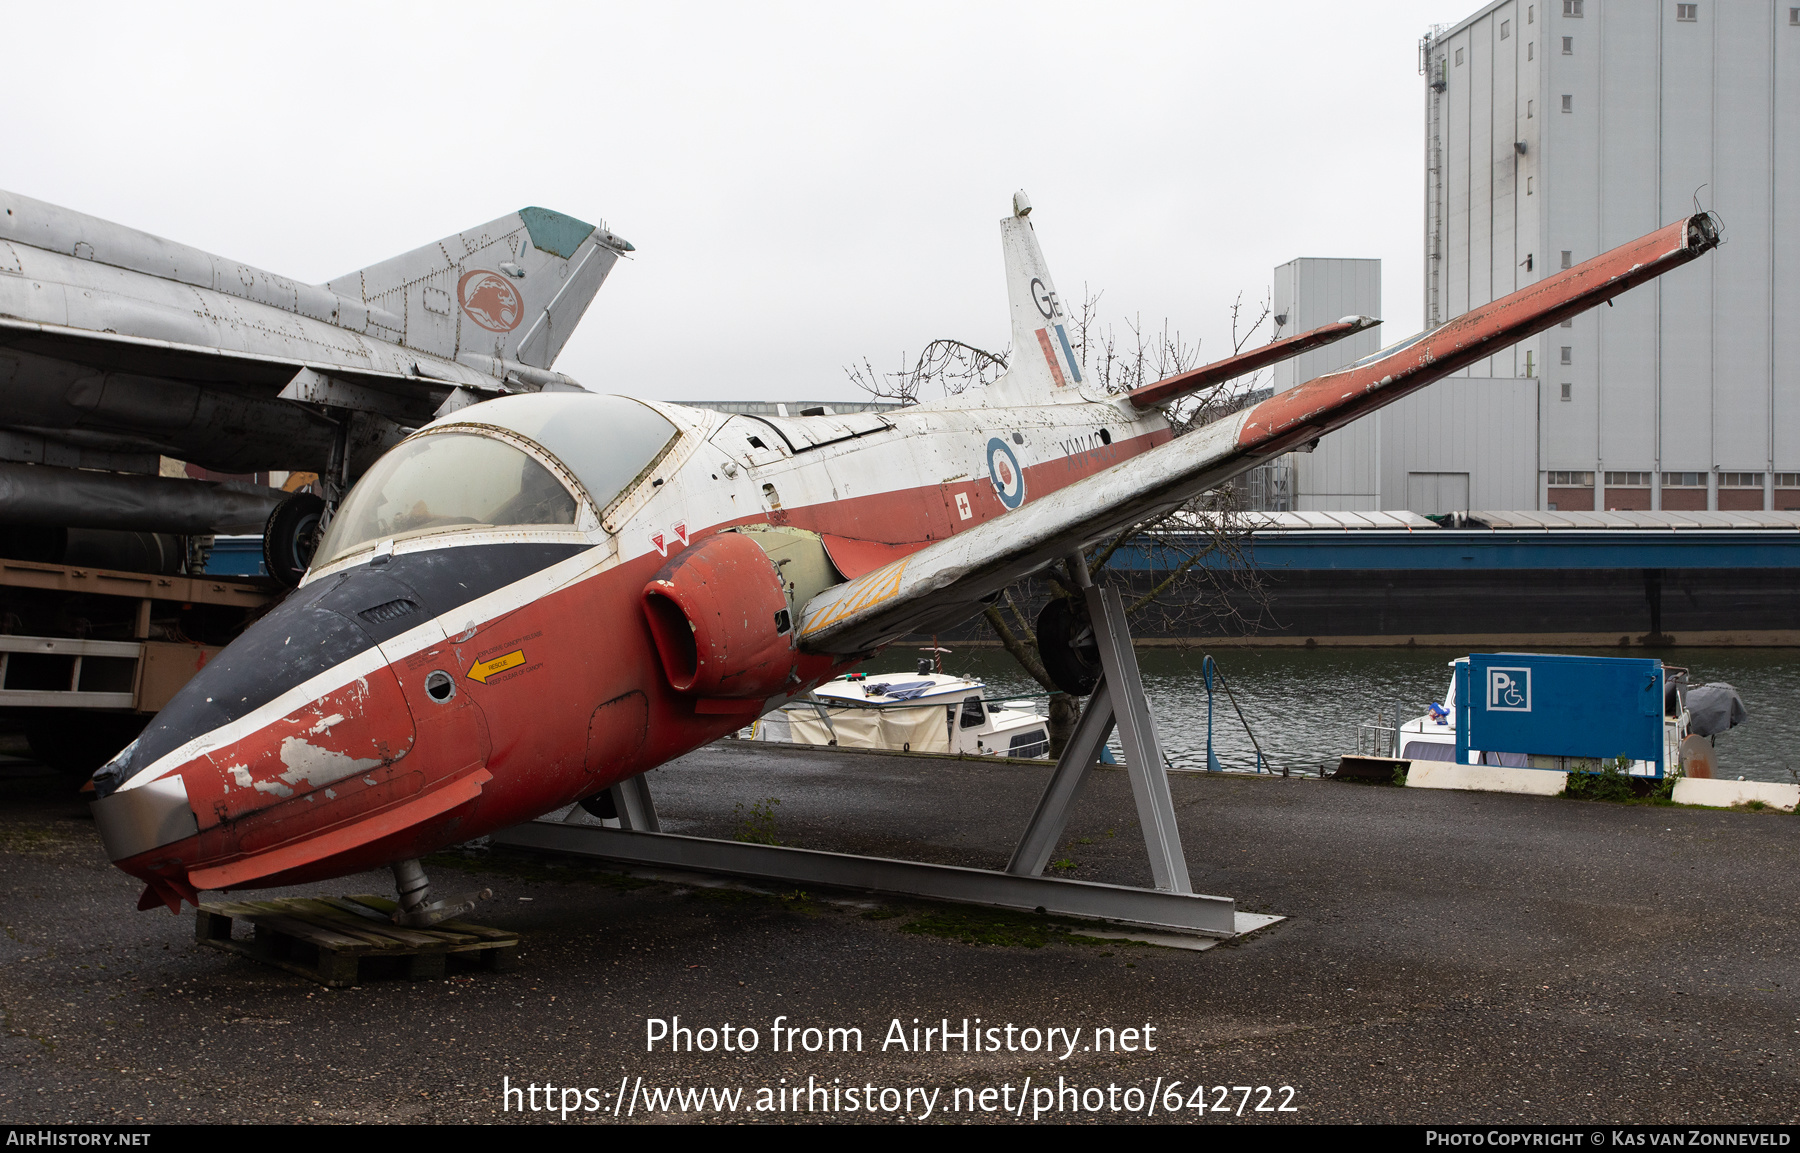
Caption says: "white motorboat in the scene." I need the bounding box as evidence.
[752,665,1052,758]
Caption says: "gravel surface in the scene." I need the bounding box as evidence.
[1,742,1794,1125]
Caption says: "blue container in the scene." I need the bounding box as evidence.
[205,535,267,578]
[1455,653,1664,776]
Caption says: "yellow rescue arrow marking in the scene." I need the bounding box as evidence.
[467,649,526,684]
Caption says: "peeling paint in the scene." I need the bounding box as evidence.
[306,713,347,736]
[275,736,381,791]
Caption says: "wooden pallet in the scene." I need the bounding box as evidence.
[195,894,518,987]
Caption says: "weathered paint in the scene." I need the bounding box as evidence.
[1126,316,1379,409]
[0,188,631,479]
[89,205,1719,912]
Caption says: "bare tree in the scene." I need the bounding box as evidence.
[845,340,1009,406]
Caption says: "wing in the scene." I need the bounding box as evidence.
[797,213,1721,654]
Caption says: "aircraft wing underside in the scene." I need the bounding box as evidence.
[795,213,1721,655]
[0,316,530,426]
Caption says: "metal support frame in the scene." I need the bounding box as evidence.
[495,821,1237,935]
[1007,564,1190,891]
[608,772,660,832]
[494,570,1256,937]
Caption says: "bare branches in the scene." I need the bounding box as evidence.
[982,601,1056,693]
[845,340,1010,406]
[1228,289,1274,355]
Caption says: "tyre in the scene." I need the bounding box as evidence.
[263,492,326,587]
[1036,595,1101,697]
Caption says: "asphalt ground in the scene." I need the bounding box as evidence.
[1,737,1796,1126]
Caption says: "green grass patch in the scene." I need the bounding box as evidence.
[0,823,77,854]
[732,797,782,845]
[899,908,1062,948]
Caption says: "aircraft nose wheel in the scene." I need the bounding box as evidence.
[263,492,326,588]
[389,858,492,928]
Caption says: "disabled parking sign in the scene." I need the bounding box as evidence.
[1486,667,1531,712]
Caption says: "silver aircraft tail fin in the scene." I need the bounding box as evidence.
[323,208,634,369]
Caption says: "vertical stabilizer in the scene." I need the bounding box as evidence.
[989,191,1085,405]
[324,208,633,369]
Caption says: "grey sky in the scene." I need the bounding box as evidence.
[6,1,1471,402]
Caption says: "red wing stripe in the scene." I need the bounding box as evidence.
[1239,214,1719,454]
[188,767,491,891]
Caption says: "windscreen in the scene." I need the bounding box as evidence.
[314,432,578,565]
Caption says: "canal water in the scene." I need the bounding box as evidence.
[933,645,1800,785]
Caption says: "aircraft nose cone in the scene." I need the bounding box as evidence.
[91,567,422,864]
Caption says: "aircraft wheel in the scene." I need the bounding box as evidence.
[578,791,618,820]
[1036,595,1101,697]
[263,492,326,587]
[25,713,148,777]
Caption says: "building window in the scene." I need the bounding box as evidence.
[1561,318,1573,328]
[1456,47,1465,65]
[1676,3,1698,20]
[1527,99,1535,117]
[1561,346,1573,364]
[1527,176,1534,194]
[1562,94,1574,112]
[1528,41,1535,59]
[1529,4,1536,23]
[1775,473,1800,487]
[1502,19,1511,38]
[1561,250,1573,268]
[1564,0,1584,15]
[1719,473,1764,488]
[1548,471,1593,486]
[1662,472,1706,487]
[1605,472,1654,486]
[1561,382,1572,401]
[1563,35,1574,53]
[1792,7,1800,25]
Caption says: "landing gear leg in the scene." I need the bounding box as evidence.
[389,858,492,928]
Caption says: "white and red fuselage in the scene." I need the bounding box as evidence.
[87,203,1721,913]
[89,385,1173,911]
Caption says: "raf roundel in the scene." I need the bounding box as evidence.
[457,269,526,333]
[986,437,1026,509]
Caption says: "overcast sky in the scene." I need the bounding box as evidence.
[6,1,1476,402]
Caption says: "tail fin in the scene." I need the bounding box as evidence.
[324,207,633,369]
[989,191,1086,405]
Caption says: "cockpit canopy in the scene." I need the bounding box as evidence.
[312,393,678,568]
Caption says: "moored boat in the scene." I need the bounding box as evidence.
[752,665,1051,758]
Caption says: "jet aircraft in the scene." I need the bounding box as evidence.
[0,190,632,581]
[86,192,1720,921]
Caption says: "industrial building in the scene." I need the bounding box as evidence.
[1270,0,1799,515]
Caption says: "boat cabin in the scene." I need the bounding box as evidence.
[753,671,1051,758]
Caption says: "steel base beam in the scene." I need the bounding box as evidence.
[490,820,1240,936]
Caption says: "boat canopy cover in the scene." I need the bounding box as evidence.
[1685,683,1747,738]
[860,680,938,701]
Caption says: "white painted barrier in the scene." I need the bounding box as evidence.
[1672,778,1799,812]
[1405,762,1568,797]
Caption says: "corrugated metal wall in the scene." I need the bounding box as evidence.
[1272,258,1383,510]
[1424,0,1798,512]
